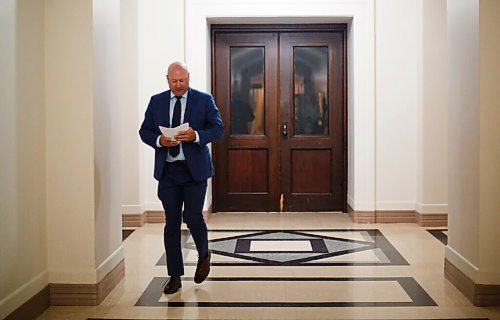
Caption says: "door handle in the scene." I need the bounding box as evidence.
[281,122,288,137]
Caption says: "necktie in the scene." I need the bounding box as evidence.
[169,96,182,157]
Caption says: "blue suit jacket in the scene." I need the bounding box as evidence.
[139,88,224,181]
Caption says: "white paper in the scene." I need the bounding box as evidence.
[159,122,189,138]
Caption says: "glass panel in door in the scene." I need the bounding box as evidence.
[230,47,265,135]
[293,47,328,136]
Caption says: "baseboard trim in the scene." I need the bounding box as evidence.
[123,206,213,227]
[96,259,125,304]
[445,258,500,306]
[375,210,416,223]
[416,212,448,227]
[347,205,447,226]
[347,204,375,223]
[0,271,49,320]
[4,286,50,320]
[4,258,126,315]
[96,246,124,283]
[122,213,144,228]
[145,211,165,223]
[50,259,125,306]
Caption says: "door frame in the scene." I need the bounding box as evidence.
[210,24,348,213]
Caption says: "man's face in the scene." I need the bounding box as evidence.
[167,66,190,96]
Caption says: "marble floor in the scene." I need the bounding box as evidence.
[38,212,500,320]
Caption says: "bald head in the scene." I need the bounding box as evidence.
[167,61,190,96]
[167,61,189,75]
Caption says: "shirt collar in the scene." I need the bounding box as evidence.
[170,91,188,100]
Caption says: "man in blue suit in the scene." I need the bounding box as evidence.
[139,61,224,294]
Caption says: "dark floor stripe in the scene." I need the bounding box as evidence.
[135,276,437,308]
[427,229,448,245]
[122,229,135,241]
[88,318,489,320]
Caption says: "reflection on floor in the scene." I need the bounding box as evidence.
[38,212,500,320]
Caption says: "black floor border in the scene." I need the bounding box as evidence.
[135,276,437,307]
[427,230,448,245]
[122,229,135,241]
[89,318,489,320]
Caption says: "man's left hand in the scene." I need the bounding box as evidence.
[174,128,196,142]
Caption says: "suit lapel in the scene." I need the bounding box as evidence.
[160,90,171,128]
[183,88,193,124]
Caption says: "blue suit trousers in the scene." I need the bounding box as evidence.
[157,162,208,277]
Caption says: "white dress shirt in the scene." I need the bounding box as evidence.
[156,91,200,161]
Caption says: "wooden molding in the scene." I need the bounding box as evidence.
[96,259,126,304]
[445,258,500,306]
[145,211,165,223]
[349,211,376,223]
[346,204,375,223]
[4,286,50,320]
[122,213,144,228]
[375,211,416,223]
[347,205,448,226]
[50,259,125,306]
[416,212,448,227]
[125,206,213,226]
[348,206,418,224]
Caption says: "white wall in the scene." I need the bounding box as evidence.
[138,0,185,211]
[136,0,449,214]
[45,0,97,283]
[375,0,418,211]
[93,0,123,273]
[446,0,500,285]
[375,0,448,213]
[120,0,141,216]
[0,0,48,318]
[417,0,448,214]
[446,0,500,284]
[1,1,126,316]
[137,0,377,212]
[46,0,123,284]
[446,0,480,279]
[478,0,500,284]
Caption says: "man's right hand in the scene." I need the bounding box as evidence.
[160,135,180,147]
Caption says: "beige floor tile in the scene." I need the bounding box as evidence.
[37,213,500,320]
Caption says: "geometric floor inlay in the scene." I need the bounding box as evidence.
[135,276,437,307]
[36,213,497,320]
[130,229,441,309]
[156,229,409,266]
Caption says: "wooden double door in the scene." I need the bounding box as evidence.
[212,25,347,212]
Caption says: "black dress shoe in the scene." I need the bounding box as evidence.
[163,276,182,294]
[194,250,211,284]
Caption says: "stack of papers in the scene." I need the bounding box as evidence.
[159,123,189,138]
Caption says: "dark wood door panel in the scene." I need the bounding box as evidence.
[279,31,346,211]
[291,149,332,194]
[213,31,279,212]
[228,149,268,193]
[212,25,346,213]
